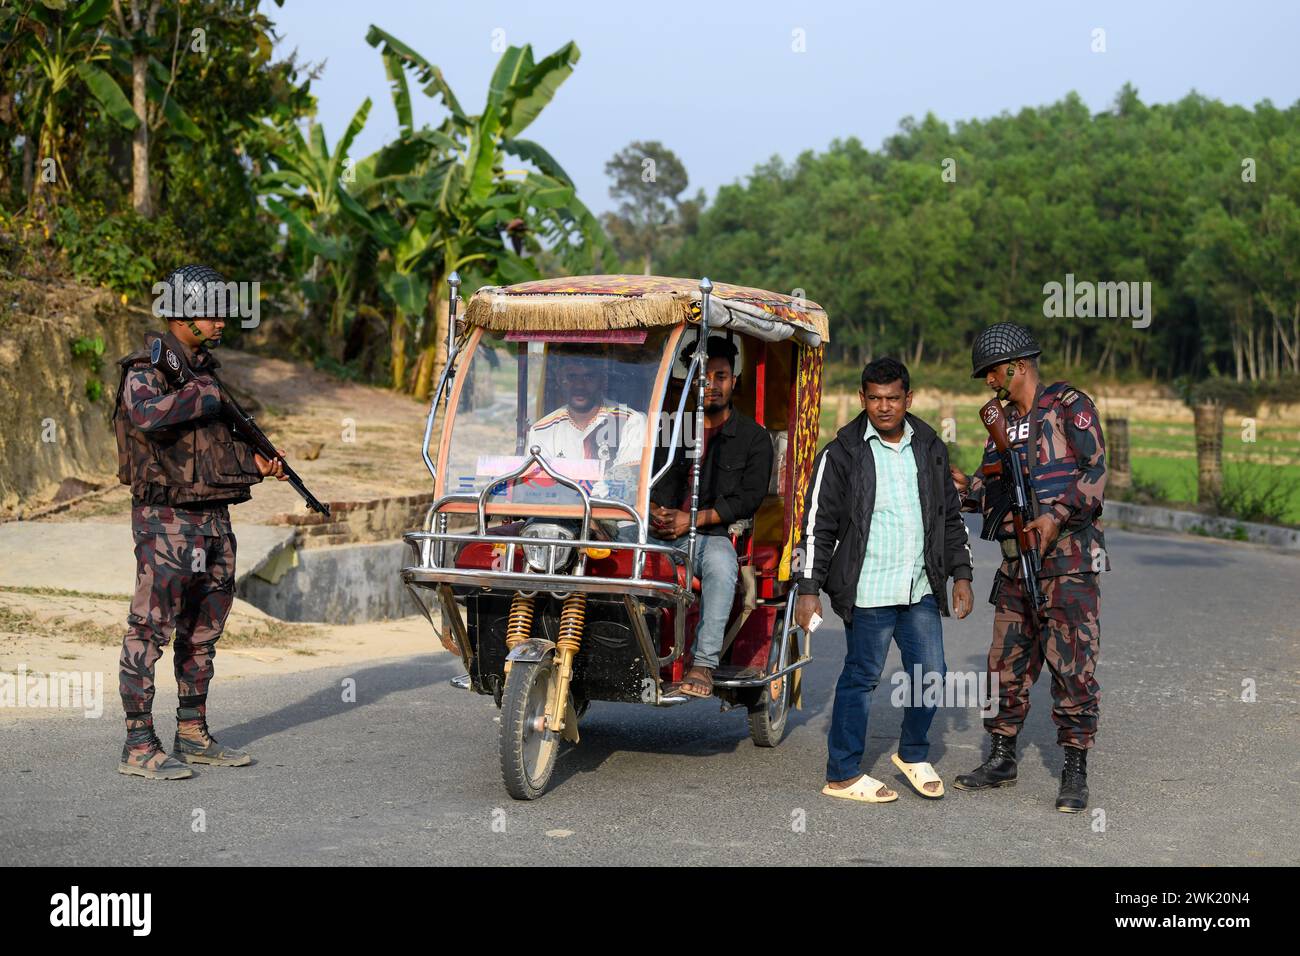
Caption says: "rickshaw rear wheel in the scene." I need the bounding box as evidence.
[747,617,794,748]
[500,658,561,800]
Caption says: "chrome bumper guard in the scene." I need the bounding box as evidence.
[401,530,692,603]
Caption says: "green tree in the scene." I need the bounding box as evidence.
[1,0,139,215]
[354,26,614,396]
[602,140,690,274]
[259,97,372,356]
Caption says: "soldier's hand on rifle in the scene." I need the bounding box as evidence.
[951,579,974,619]
[255,448,289,481]
[1026,513,1060,553]
[949,465,969,495]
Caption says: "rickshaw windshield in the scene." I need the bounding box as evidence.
[441,328,672,514]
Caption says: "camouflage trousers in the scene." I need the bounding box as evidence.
[120,530,237,714]
[984,571,1101,749]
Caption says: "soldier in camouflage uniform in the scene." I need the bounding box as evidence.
[949,323,1107,812]
[113,264,288,780]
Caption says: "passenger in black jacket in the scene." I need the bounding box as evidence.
[795,358,973,804]
[646,336,773,698]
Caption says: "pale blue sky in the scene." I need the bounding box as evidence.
[269,0,1300,214]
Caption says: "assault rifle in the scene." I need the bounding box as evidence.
[977,397,1045,619]
[150,337,331,517]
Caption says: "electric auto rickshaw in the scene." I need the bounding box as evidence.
[401,274,829,799]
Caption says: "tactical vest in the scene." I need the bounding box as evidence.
[981,381,1108,577]
[113,334,263,508]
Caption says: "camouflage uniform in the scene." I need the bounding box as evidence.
[963,382,1107,749]
[120,509,237,715]
[113,331,262,771]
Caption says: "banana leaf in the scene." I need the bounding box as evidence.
[75,62,138,130]
[498,42,579,139]
[501,137,572,185]
[365,25,467,125]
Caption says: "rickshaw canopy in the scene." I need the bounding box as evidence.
[463,275,830,348]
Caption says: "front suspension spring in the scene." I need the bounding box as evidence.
[505,593,536,655]
[556,592,587,656]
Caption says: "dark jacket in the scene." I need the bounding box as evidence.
[798,411,973,620]
[113,331,264,508]
[650,406,773,536]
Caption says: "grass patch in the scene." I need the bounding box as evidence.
[0,604,120,644]
[222,620,317,648]
[1128,457,1199,505]
[1126,457,1300,524]
[1212,457,1297,524]
[0,595,317,648]
[0,585,132,601]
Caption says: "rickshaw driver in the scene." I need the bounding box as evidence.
[525,348,648,498]
[644,337,774,698]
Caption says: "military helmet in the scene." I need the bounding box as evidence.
[971,322,1042,378]
[154,263,232,320]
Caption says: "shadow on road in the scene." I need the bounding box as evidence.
[216,653,456,746]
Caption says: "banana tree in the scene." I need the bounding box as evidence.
[260,99,372,354]
[337,191,432,389]
[2,0,139,213]
[361,28,616,397]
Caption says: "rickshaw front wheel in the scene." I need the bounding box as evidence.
[500,659,561,800]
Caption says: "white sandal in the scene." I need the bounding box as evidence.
[891,753,945,798]
[821,773,898,804]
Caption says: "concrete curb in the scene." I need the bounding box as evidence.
[1106,500,1300,550]
[0,521,298,597]
[238,540,416,624]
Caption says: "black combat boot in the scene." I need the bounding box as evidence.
[1056,746,1089,812]
[953,732,1017,791]
[173,706,251,766]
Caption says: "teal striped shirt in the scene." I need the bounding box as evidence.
[855,420,932,608]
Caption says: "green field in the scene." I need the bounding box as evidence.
[816,402,1300,525]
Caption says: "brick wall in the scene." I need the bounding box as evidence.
[273,492,440,548]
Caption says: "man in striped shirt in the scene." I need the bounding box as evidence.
[796,358,974,804]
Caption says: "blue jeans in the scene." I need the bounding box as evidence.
[826,594,945,782]
[613,524,737,670]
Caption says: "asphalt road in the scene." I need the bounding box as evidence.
[2,525,1297,866]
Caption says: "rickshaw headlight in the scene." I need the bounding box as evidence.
[520,522,575,572]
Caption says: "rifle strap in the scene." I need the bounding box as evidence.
[1028,382,1048,513]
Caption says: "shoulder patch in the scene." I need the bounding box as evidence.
[1050,383,1092,410]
